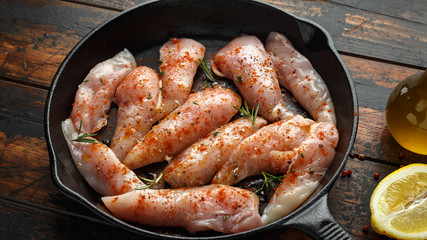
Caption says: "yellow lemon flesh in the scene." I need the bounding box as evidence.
[370,163,427,240]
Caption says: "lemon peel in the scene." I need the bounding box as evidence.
[370,163,427,240]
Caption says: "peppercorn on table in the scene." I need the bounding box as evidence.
[0,0,426,239]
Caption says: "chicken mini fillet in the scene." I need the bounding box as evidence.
[70,49,136,133]
[123,86,241,170]
[110,66,161,161]
[164,117,267,188]
[262,120,338,224]
[102,184,262,234]
[212,35,294,122]
[61,119,143,196]
[266,32,336,124]
[212,115,312,185]
[157,38,206,120]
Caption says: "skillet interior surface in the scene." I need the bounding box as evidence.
[45,0,358,239]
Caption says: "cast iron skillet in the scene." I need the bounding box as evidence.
[45,0,358,239]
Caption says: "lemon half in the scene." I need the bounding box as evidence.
[370,163,427,239]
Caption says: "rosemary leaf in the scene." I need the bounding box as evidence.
[71,120,97,144]
[196,57,215,82]
[233,101,260,126]
[135,173,164,190]
[255,172,285,201]
[72,134,98,144]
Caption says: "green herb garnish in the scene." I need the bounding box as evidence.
[233,165,239,181]
[72,120,97,144]
[159,70,165,76]
[233,101,260,126]
[135,173,164,190]
[83,79,89,82]
[100,78,104,85]
[196,57,215,82]
[255,172,285,201]
[236,75,242,84]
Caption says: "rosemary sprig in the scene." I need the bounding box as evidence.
[233,101,260,126]
[135,173,164,190]
[196,57,215,82]
[255,172,286,201]
[72,120,97,144]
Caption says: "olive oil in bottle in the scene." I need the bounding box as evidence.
[386,70,427,155]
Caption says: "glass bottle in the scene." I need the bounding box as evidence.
[386,70,427,155]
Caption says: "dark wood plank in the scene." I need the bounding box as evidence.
[0,80,46,125]
[342,55,421,111]
[0,0,117,88]
[66,0,150,11]
[0,0,425,89]
[66,0,427,67]
[350,106,427,166]
[0,79,65,211]
[330,0,427,24]
[0,195,142,240]
[329,158,398,240]
[268,0,427,68]
[341,56,427,165]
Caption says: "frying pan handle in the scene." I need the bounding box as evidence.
[280,194,352,240]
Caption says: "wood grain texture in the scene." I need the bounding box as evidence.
[329,158,399,240]
[0,195,140,240]
[66,0,150,11]
[0,0,425,89]
[265,0,427,67]
[65,0,427,67]
[330,0,427,24]
[0,0,426,239]
[0,0,116,88]
[342,56,426,164]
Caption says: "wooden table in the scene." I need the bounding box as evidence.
[0,0,426,239]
